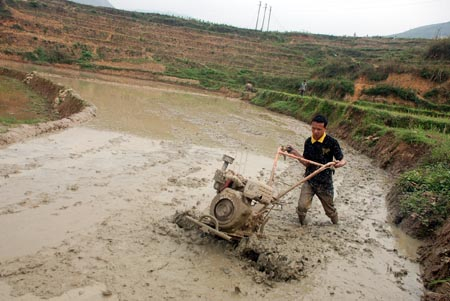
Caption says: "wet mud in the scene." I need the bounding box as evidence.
[0,65,423,300]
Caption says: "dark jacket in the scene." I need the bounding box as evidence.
[303,134,343,186]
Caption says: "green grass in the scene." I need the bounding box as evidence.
[428,277,450,288]
[429,133,450,164]
[22,47,74,64]
[354,100,450,118]
[363,84,419,102]
[161,58,307,92]
[267,100,301,115]
[0,116,46,125]
[357,106,449,133]
[362,84,450,111]
[20,43,96,67]
[252,90,450,134]
[420,66,449,83]
[307,79,354,99]
[0,75,56,126]
[399,163,450,235]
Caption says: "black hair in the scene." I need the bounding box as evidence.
[312,114,328,127]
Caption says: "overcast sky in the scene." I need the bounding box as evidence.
[108,0,449,36]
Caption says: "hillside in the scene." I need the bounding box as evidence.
[390,21,450,39]
[1,0,448,99]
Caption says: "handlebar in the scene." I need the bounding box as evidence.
[267,146,336,193]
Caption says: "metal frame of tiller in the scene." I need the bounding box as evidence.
[184,146,335,241]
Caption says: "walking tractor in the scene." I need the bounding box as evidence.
[183,146,336,241]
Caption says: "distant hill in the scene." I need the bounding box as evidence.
[389,21,450,39]
[68,0,114,8]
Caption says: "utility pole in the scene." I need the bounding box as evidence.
[266,6,272,31]
[435,28,441,39]
[260,3,267,31]
[255,1,261,30]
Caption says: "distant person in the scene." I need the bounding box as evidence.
[245,82,256,92]
[286,114,347,225]
[298,80,307,96]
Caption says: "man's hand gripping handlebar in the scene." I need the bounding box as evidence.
[280,145,323,167]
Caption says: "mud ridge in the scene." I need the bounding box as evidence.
[418,219,450,301]
[0,67,96,146]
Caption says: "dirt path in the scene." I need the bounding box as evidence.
[0,69,423,300]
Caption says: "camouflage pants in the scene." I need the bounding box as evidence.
[297,181,337,221]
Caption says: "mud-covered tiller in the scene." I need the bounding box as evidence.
[183,146,335,241]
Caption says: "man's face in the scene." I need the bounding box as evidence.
[311,121,326,140]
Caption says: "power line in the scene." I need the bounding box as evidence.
[269,12,289,32]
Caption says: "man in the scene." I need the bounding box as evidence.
[245,82,256,92]
[298,80,307,96]
[287,114,346,225]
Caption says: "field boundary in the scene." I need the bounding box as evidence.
[0,67,96,146]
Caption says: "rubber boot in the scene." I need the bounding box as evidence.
[330,214,339,225]
[297,212,307,225]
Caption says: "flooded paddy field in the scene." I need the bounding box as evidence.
[0,62,423,300]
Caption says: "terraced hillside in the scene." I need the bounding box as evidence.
[0,0,444,93]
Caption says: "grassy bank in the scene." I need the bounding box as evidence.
[252,90,450,235]
[0,75,56,128]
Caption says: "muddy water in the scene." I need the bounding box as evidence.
[50,74,298,155]
[0,63,423,300]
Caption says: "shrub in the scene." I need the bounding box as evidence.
[360,64,395,81]
[399,163,450,233]
[29,0,39,8]
[0,0,10,16]
[22,51,38,61]
[363,84,419,103]
[11,24,23,30]
[363,85,450,111]
[79,49,93,62]
[420,67,449,83]
[308,79,354,99]
[46,48,72,64]
[433,139,450,164]
[252,75,299,93]
[425,38,450,60]
[96,47,109,60]
[424,87,450,104]
[21,47,73,64]
[314,60,360,79]
[0,8,10,18]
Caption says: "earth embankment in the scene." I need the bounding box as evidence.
[0,67,96,145]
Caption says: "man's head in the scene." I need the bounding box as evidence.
[311,114,327,141]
